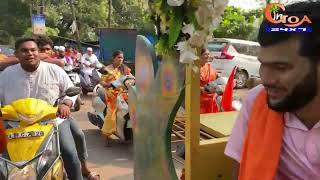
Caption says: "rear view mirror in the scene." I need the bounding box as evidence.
[65,87,81,97]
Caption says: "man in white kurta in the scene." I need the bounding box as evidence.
[80,47,101,86]
[0,38,89,180]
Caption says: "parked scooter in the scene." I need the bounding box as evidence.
[79,63,103,95]
[0,87,81,180]
[64,65,82,111]
[204,77,242,111]
[87,75,135,142]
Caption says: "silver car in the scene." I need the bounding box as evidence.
[208,38,261,89]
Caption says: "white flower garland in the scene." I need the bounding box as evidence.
[167,0,229,65]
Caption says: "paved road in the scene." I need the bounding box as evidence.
[73,89,248,179]
[73,94,134,180]
[73,94,183,180]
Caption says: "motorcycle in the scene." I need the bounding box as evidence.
[0,87,81,180]
[64,65,81,111]
[87,75,135,142]
[204,77,242,111]
[79,63,103,95]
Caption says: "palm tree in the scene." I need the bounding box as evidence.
[270,4,280,20]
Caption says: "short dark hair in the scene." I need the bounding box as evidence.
[257,2,320,59]
[15,37,37,50]
[112,50,124,58]
[36,35,54,48]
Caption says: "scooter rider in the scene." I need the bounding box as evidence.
[98,50,132,145]
[0,38,99,180]
[0,36,65,71]
[80,47,101,86]
[37,36,85,106]
[58,46,73,66]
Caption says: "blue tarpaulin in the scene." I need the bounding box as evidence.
[99,29,138,64]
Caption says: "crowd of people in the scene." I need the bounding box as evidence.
[0,35,106,180]
[1,1,320,179]
[0,34,137,180]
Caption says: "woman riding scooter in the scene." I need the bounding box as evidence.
[97,50,132,145]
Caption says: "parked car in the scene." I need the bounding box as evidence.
[208,38,261,89]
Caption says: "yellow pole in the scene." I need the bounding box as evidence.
[185,61,200,180]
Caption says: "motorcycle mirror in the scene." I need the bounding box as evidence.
[65,87,81,97]
[53,87,81,107]
[123,78,136,89]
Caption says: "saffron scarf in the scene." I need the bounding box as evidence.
[239,89,284,180]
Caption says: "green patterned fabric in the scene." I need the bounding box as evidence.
[128,35,184,180]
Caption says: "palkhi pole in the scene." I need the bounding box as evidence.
[69,0,81,50]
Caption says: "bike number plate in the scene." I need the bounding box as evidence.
[7,131,45,140]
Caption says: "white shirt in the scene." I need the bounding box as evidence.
[0,61,76,106]
[81,53,99,67]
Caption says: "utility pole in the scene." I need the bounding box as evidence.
[69,0,81,49]
[29,0,34,27]
[40,0,45,14]
[108,0,112,27]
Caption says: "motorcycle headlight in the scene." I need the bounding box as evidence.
[37,150,54,173]
[8,164,36,180]
[37,134,58,174]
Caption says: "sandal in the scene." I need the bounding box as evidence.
[83,171,100,180]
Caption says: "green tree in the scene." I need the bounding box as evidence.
[23,27,60,37]
[213,6,264,41]
[0,0,31,45]
[0,0,152,44]
[112,1,152,29]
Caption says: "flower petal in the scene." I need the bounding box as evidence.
[179,51,199,64]
[182,24,195,35]
[167,0,184,6]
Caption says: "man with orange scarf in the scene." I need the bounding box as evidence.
[225,2,320,180]
[200,48,219,113]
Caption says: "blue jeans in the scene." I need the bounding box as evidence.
[59,118,88,180]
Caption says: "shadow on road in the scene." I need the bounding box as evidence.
[109,173,134,180]
[83,129,134,168]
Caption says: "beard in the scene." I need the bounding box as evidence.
[266,64,318,112]
[20,59,40,72]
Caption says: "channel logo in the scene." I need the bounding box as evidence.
[264,3,312,32]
